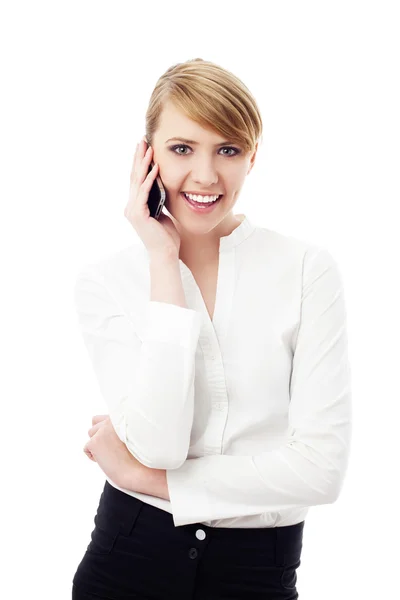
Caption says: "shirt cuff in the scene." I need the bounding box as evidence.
[166,460,211,527]
[166,455,257,527]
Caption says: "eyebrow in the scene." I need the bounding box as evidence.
[165,137,236,146]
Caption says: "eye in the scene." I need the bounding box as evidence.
[169,144,241,157]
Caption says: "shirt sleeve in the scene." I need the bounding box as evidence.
[166,246,352,526]
[73,268,203,470]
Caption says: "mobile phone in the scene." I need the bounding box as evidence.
[147,158,166,220]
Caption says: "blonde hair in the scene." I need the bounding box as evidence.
[145,58,263,154]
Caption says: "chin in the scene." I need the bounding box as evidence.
[170,210,225,236]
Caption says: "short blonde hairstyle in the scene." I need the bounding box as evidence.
[145,58,263,154]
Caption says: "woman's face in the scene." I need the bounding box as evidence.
[150,101,258,238]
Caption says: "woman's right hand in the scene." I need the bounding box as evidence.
[124,138,181,259]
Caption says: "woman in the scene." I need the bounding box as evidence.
[72,58,352,599]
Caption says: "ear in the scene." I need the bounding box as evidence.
[247,142,258,174]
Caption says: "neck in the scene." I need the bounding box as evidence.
[177,213,245,265]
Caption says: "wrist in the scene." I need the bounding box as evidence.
[122,463,169,501]
[149,248,179,265]
[145,468,170,500]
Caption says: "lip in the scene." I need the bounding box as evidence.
[181,192,222,213]
[182,191,223,196]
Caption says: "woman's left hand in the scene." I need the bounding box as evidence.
[83,415,145,489]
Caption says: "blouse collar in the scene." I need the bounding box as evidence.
[218,214,255,252]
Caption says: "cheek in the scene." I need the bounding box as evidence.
[160,177,184,196]
[159,162,245,193]
[156,164,180,191]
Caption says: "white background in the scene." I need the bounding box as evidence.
[1,1,399,598]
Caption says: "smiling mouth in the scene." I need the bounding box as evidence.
[180,192,223,211]
[182,192,222,203]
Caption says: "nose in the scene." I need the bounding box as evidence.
[191,158,219,187]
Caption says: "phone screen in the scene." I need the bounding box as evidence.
[147,160,166,220]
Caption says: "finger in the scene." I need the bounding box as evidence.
[131,139,149,182]
[92,414,109,426]
[140,160,159,192]
[130,145,152,188]
[84,448,96,461]
[133,162,159,214]
[131,142,142,178]
[88,421,105,437]
[83,441,96,462]
[126,161,159,217]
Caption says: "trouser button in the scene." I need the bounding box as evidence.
[189,548,198,559]
[195,529,206,540]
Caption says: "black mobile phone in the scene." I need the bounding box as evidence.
[147,159,166,220]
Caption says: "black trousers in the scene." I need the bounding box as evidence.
[72,480,304,599]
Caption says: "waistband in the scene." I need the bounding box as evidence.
[102,480,305,558]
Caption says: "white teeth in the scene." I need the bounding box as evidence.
[183,192,220,203]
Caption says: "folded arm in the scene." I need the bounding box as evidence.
[74,268,202,470]
[166,246,353,526]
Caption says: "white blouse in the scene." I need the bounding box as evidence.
[73,214,352,528]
